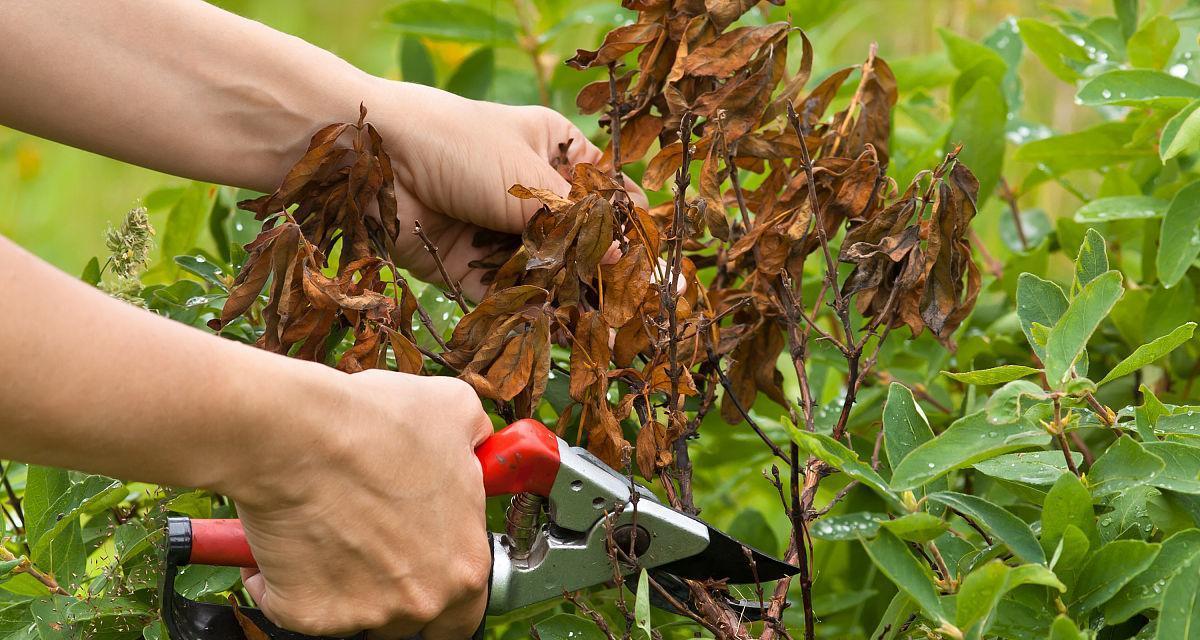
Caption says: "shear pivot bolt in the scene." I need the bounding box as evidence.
[612,524,651,557]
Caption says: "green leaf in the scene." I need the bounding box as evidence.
[1074,196,1168,223]
[1042,472,1099,553]
[173,564,240,599]
[1155,555,1200,639]
[726,508,780,556]
[445,46,494,100]
[955,560,1009,636]
[974,451,1082,486]
[860,529,946,624]
[956,562,1065,636]
[879,512,947,543]
[1074,228,1109,292]
[1049,615,1086,640]
[1157,181,1200,287]
[1043,270,1124,387]
[1077,70,1200,108]
[1098,323,1196,386]
[399,37,436,86]
[80,257,101,286]
[927,491,1045,564]
[810,513,886,540]
[942,365,1041,386]
[158,182,217,279]
[883,383,935,471]
[1145,442,1200,494]
[174,253,227,289]
[939,27,1008,73]
[891,411,1049,491]
[1162,99,1200,162]
[1017,18,1090,82]
[1107,529,1200,623]
[634,569,651,640]
[1128,15,1180,70]
[534,614,610,640]
[871,593,918,640]
[23,467,86,589]
[385,1,519,42]
[949,77,1006,205]
[1017,273,1069,360]
[1070,540,1160,612]
[1015,122,1153,174]
[1155,412,1200,438]
[786,425,904,510]
[1088,437,1166,496]
[165,490,212,519]
[984,380,1050,425]
[1114,0,1138,39]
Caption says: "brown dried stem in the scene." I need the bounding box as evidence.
[412,221,470,314]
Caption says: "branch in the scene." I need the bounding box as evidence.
[412,221,470,314]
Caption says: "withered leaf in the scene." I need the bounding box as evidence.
[229,595,271,640]
[574,196,615,280]
[388,329,424,375]
[675,23,789,78]
[601,247,654,327]
[570,310,612,403]
[720,320,786,424]
[581,395,631,470]
[636,419,672,479]
[567,22,664,70]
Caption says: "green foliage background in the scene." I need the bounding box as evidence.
[8,0,1200,639]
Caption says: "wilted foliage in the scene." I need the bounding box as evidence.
[214,0,982,636]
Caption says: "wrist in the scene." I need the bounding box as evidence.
[206,355,351,507]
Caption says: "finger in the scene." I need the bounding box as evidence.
[241,569,275,620]
[417,588,488,640]
[502,154,573,234]
[564,130,649,210]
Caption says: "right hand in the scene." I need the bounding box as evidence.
[227,369,494,639]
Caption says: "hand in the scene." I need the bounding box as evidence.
[368,81,647,299]
[231,369,494,639]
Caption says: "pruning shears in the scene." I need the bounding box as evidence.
[160,419,798,639]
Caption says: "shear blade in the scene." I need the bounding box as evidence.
[636,570,774,621]
[656,523,798,584]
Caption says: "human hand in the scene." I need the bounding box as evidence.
[367,81,647,298]
[228,369,493,639]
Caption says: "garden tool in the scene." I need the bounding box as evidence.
[160,419,798,639]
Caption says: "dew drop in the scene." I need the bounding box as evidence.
[1171,63,1189,78]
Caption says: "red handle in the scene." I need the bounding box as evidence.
[177,419,561,568]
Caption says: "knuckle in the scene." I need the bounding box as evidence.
[405,597,444,626]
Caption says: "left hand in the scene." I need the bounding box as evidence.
[367,80,647,299]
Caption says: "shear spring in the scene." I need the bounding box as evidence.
[505,492,546,560]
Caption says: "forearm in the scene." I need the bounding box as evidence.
[0,0,383,193]
[0,235,342,496]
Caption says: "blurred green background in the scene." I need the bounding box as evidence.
[0,0,1116,277]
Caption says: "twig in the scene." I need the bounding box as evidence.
[607,62,625,177]
[998,178,1028,251]
[412,221,469,314]
[663,112,697,514]
[564,592,618,640]
[706,347,793,466]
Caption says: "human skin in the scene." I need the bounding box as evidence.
[0,1,640,638]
